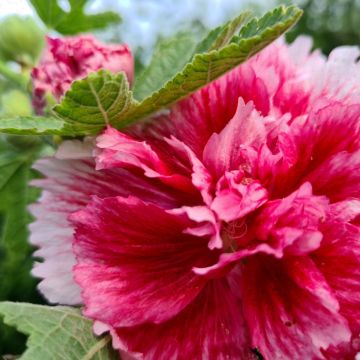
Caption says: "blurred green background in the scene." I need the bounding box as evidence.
[0,0,359,356]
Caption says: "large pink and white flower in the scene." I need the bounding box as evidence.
[30,37,360,359]
[31,35,134,114]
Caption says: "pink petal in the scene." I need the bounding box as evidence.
[211,170,268,222]
[30,139,186,304]
[29,140,96,304]
[203,99,265,179]
[96,127,198,195]
[194,183,328,278]
[113,274,253,360]
[72,196,217,327]
[168,205,221,249]
[312,221,360,333]
[254,182,328,255]
[241,256,351,360]
[305,150,360,202]
[165,136,214,205]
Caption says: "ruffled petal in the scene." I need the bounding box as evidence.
[241,256,351,360]
[305,150,360,202]
[312,221,360,333]
[194,183,328,277]
[112,274,253,360]
[252,102,360,198]
[30,140,95,304]
[211,170,268,222]
[30,138,187,304]
[203,99,266,179]
[72,196,217,327]
[96,127,205,203]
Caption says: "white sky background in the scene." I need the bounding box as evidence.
[0,0,33,16]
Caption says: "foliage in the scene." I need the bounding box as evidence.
[0,5,302,136]
[0,138,45,354]
[287,0,360,54]
[0,302,118,359]
[29,0,121,35]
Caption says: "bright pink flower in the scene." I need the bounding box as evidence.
[31,35,134,114]
[30,37,360,359]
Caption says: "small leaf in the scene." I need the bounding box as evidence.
[54,70,138,133]
[29,0,65,29]
[29,0,121,35]
[56,12,121,35]
[0,117,71,136]
[0,302,118,359]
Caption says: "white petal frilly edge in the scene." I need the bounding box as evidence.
[29,139,94,305]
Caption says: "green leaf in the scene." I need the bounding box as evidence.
[29,0,121,35]
[0,141,41,300]
[0,302,118,359]
[0,139,44,354]
[124,5,302,125]
[56,12,121,35]
[133,32,197,101]
[53,70,138,134]
[0,116,72,136]
[194,11,252,53]
[0,5,302,136]
[29,0,66,29]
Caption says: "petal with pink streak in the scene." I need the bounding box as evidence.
[96,127,196,194]
[311,45,360,104]
[241,256,351,360]
[72,196,217,327]
[312,221,360,333]
[30,138,187,304]
[168,205,222,249]
[194,183,328,278]
[211,170,268,222]
[305,150,360,202]
[323,336,360,360]
[254,182,328,255]
[203,99,266,179]
[254,102,360,198]
[96,127,168,174]
[328,199,360,223]
[165,136,214,205]
[302,103,360,166]
[93,321,142,360]
[113,275,253,360]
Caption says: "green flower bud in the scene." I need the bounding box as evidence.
[1,89,32,117]
[0,16,45,66]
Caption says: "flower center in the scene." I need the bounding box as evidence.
[221,219,248,252]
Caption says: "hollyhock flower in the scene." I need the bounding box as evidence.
[31,35,133,114]
[30,37,360,359]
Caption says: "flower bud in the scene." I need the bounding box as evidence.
[0,16,44,66]
[1,90,32,117]
[32,35,134,115]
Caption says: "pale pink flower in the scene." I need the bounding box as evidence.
[31,35,133,114]
[30,37,360,359]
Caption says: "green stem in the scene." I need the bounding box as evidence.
[0,60,28,90]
